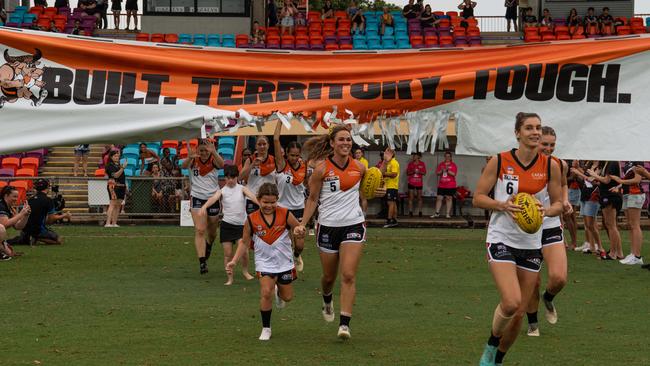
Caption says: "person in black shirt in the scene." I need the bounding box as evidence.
[419,5,439,29]
[583,7,599,35]
[599,7,614,35]
[523,7,537,27]
[504,0,518,32]
[402,0,419,20]
[10,179,70,246]
[0,185,31,259]
[458,0,476,20]
[588,161,623,260]
[105,150,128,227]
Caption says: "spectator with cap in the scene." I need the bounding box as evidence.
[10,179,70,245]
[0,185,31,260]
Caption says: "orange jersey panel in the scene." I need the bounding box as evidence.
[498,150,550,195]
[193,156,216,176]
[248,207,290,246]
[323,157,363,191]
[250,153,276,176]
[281,160,307,185]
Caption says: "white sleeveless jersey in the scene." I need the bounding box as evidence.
[248,207,294,273]
[246,153,277,195]
[487,150,551,250]
[276,161,307,210]
[221,184,247,226]
[190,157,220,200]
[542,156,562,229]
[318,157,365,227]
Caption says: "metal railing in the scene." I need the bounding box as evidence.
[475,16,510,33]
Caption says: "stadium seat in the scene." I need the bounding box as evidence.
[409,35,423,48]
[136,33,150,42]
[22,13,37,25]
[295,25,308,37]
[43,7,58,17]
[556,33,571,41]
[339,43,353,50]
[267,35,281,49]
[179,33,193,44]
[235,34,249,48]
[146,142,161,151]
[121,157,138,169]
[179,148,189,159]
[0,181,7,189]
[616,26,631,36]
[266,26,280,37]
[309,35,323,50]
[325,43,339,51]
[124,168,134,177]
[222,34,236,47]
[424,35,439,47]
[296,35,310,50]
[21,157,39,171]
[164,33,179,43]
[150,33,165,42]
[94,168,106,177]
[16,167,35,177]
[29,6,45,15]
[1,157,20,172]
[162,140,179,149]
[542,34,556,41]
[36,18,50,30]
[11,181,29,203]
[122,147,139,160]
[207,34,220,46]
[0,168,14,177]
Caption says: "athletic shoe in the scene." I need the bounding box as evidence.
[295,255,304,272]
[527,323,540,336]
[337,325,351,340]
[0,252,12,261]
[445,215,451,219]
[543,298,558,324]
[199,262,208,275]
[574,242,590,252]
[621,256,644,265]
[259,327,272,341]
[582,247,593,254]
[430,213,440,218]
[479,344,498,366]
[383,220,398,228]
[641,263,650,270]
[275,285,286,309]
[308,229,315,236]
[322,300,335,322]
[619,254,634,264]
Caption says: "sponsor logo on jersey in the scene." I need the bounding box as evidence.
[546,235,562,242]
[503,174,518,181]
[506,166,515,175]
[346,232,362,240]
[532,172,546,180]
[528,257,542,266]
[256,230,267,237]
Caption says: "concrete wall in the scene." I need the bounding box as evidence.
[142,16,251,34]
[541,0,634,18]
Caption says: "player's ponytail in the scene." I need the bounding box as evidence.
[303,125,350,161]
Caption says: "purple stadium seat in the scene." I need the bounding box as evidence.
[310,44,325,50]
[0,168,15,177]
[5,22,21,28]
[423,27,436,36]
[338,36,352,44]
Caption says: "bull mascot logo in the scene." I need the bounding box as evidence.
[0,48,48,109]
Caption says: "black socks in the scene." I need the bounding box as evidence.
[340,314,351,327]
[543,290,556,303]
[488,333,501,347]
[527,311,538,324]
[261,310,272,328]
[323,293,333,304]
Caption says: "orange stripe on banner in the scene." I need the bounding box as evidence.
[2,29,650,116]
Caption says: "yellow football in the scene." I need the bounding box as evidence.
[361,167,383,199]
[513,192,543,234]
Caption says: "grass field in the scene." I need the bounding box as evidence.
[2,226,649,366]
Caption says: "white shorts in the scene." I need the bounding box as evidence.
[623,194,646,210]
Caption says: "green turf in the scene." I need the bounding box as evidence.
[2,226,649,365]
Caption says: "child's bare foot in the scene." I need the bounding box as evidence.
[242,271,254,281]
[224,277,234,286]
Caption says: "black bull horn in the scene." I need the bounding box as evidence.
[3,48,42,64]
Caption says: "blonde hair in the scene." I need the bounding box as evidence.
[303,125,350,162]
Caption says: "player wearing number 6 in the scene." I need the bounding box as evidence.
[473,113,563,366]
[273,121,307,272]
[301,125,386,340]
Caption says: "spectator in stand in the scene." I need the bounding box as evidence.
[280,0,297,36]
[105,150,127,227]
[588,161,623,260]
[267,0,278,27]
[406,152,426,217]
[250,21,266,45]
[381,148,399,228]
[353,147,368,168]
[55,0,70,9]
[540,8,553,29]
[151,164,165,210]
[111,0,122,29]
[73,144,90,177]
[11,179,70,245]
[0,3,6,25]
[139,143,160,176]
[0,186,31,260]
[34,0,47,7]
[80,0,100,25]
[321,0,334,20]
[48,19,59,32]
[159,147,176,174]
[566,8,581,36]
[523,7,537,27]
[599,7,614,35]
[97,0,108,29]
[125,0,138,30]
[348,1,365,34]
[72,19,82,35]
[380,7,394,36]
[415,0,424,14]
[583,7,599,35]
[420,5,440,29]
[612,162,645,265]
[504,0,518,32]
[433,151,457,219]
[458,0,476,19]
[402,0,419,20]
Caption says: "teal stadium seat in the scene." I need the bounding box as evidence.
[207,34,221,46]
[179,33,192,44]
[221,34,236,47]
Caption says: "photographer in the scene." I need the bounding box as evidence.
[0,185,31,260]
[11,179,70,245]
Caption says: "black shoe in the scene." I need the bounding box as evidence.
[200,262,208,274]
[0,252,12,261]
[641,263,650,270]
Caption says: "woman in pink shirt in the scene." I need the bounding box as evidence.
[406,152,427,217]
[433,151,457,218]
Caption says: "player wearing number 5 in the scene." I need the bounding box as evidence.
[302,125,386,340]
[181,139,225,275]
[273,121,307,272]
[240,136,276,213]
[473,113,562,366]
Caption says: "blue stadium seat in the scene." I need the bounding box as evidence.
[124,168,134,177]
[646,17,650,27]
[218,147,234,157]
[383,27,394,36]
[181,169,190,176]
[122,147,139,160]
[146,142,161,151]
[22,13,36,25]
[166,147,177,156]
[221,34,235,47]
[396,33,409,42]
[9,14,23,23]
[397,41,411,49]
[207,34,221,46]
[179,33,193,44]
[120,157,138,168]
[193,34,207,46]
[218,137,235,148]
[353,40,368,49]
[395,23,407,33]
[382,38,396,49]
[14,6,28,14]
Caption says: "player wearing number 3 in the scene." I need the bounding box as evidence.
[473,113,563,366]
[301,125,386,340]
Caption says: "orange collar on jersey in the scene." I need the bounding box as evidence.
[283,160,306,185]
[248,206,289,245]
[193,156,216,176]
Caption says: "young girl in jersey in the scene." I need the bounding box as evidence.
[240,136,276,213]
[227,182,305,341]
[526,126,570,337]
[474,113,562,366]
[301,125,385,340]
[181,139,224,275]
[200,165,258,285]
[273,122,307,272]
[572,161,604,255]
[612,162,644,265]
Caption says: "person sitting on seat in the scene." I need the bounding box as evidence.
[583,7,599,35]
[523,7,538,27]
[0,185,31,260]
[381,7,394,35]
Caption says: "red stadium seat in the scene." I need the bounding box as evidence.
[164,33,179,43]
[439,35,454,47]
[36,18,51,30]
[21,157,40,171]
[29,6,44,15]
[162,140,179,149]
[446,11,458,18]
[616,26,631,36]
[410,35,423,48]
[95,168,106,177]
[1,157,20,172]
[323,28,335,37]
[16,167,35,178]
[571,34,586,40]
[150,33,165,42]
[0,181,7,189]
[323,18,336,27]
[334,10,347,19]
[266,26,280,37]
[236,34,249,47]
[424,35,438,46]
[136,33,150,42]
[179,148,189,159]
[454,28,466,37]
[11,180,30,203]
[295,25,308,36]
[554,25,569,35]
[556,34,571,41]
[266,34,280,48]
[542,34,556,41]
[325,43,339,51]
[339,43,353,50]
[309,35,323,47]
[43,7,58,17]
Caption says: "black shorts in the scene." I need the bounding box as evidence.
[258,268,297,285]
[386,188,398,201]
[220,221,243,243]
[125,0,138,10]
[108,185,126,200]
[191,196,220,216]
[600,194,622,212]
[317,222,366,254]
[408,184,422,191]
[486,242,543,273]
[505,6,517,20]
[289,208,304,221]
[541,226,564,247]
[437,187,456,197]
[246,199,259,215]
[7,229,59,245]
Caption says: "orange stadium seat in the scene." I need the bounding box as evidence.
[16,167,36,177]
[94,168,106,177]
[162,140,179,149]
[150,33,165,42]
[424,35,439,47]
[11,180,30,203]
[136,33,150,42]
[1,157,20,172]
[21,157,40,171]
[164,33,179,43]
